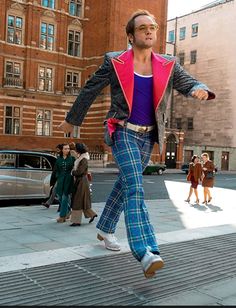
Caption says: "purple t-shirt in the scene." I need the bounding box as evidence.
[128,72,156,126]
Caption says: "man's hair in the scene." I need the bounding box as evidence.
[126,9,156,37]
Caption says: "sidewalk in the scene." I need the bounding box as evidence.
[1,178,236,305]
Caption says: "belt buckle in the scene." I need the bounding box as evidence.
[138,126,147,133]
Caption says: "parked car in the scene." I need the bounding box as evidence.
[181,162,218,174]
[143,161,167,175]
[181,163,189,174]
[0,150,57,201]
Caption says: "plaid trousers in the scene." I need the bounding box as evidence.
[96,126,160,261]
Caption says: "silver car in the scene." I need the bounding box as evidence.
[0,150,57,201]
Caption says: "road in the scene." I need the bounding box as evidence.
[91,172,236,203]
[1,172,235,206]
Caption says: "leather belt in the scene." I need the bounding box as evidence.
[119,121,155,133]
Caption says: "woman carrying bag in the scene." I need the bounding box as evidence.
[201,152,215,204]
[70,143,97,226]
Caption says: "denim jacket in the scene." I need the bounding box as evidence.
[66,49,215,154]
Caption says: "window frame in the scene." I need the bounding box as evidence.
[4,105,21,135]
[179,26,186,40]
[40,22,55,51]
[41,0,55,9]
[168,30,175,43]
[36,109,52,136]
[7,14,23,45]
[178,52,185,66]
[191,23,198,37]
[69,0,83,17]
[4,60,23,88]
[187,117,194,130]
[68,29,81,57]
[190,50,197,64]
[38,65,54,92]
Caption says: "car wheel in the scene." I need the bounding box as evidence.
[157,169,163,175]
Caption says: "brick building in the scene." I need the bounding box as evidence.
[0,0,168,163]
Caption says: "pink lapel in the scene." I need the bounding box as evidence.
[111,50,176,113]
[152,52,176,111]
[111,49,134,113]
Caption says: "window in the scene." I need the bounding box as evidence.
[178,52,185,66]
[65,71,80,95]
[192,23,198,37]
[68,30,81,56]
[0,153,16,168]
[190,50,197,64]
[64,126,80,138]
[40,23,54,50]
[38,66,53,91]
[4,106,21,135]
[187,117,193,130]
[168,30,175,43]
[7,15,23,44]
[176,118,182,130]
[179,27,186,40]
[64,112,80,138]
[5,61,22,87]
[36,109,51,136]
[42,0,55,9]
[69,0,82,17]
[19,154,41,169]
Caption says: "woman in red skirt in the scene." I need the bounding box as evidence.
[185,155,203,204]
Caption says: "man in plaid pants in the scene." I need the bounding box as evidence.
[59,9,215,278]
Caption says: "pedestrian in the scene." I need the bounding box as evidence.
[201,152,215,204]
[58,9,215,278]
[70,142,97,227]
[42,144,63,209]
[55,143,75,223]
[185,155,203,204]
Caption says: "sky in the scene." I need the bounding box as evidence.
[167,0,217,19]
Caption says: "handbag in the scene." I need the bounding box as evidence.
[87,172,92,182]
[206,171,214,179]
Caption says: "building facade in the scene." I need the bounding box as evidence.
[0,0,168,163]
[166,0,236,170]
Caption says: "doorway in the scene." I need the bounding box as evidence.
[165,134,177,168]
[221,151,229,171]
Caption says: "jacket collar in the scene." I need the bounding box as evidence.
[111,49,175,112]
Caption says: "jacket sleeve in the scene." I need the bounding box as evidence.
[173,62,215,100]
[65,54,112,126]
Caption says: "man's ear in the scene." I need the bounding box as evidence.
[128,34,133,45]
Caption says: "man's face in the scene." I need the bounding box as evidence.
[130,15,158,49]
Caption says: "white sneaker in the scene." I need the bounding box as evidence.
[97,230,121,251]
[141,251,164,278]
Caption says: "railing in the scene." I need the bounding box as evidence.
[3,77,23,88]
[89,152,108,167]
[64,86,81,95]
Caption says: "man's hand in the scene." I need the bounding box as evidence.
[191,89,209,100]
[58,120,74,134]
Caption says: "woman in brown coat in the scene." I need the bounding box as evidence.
[201,152,215,204]
[185,155,203,204]
[70,143,97,226]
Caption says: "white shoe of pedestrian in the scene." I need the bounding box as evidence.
[97,230,121,251]
[141,250,164,278]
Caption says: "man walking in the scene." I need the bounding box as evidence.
[58,9,215,278]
